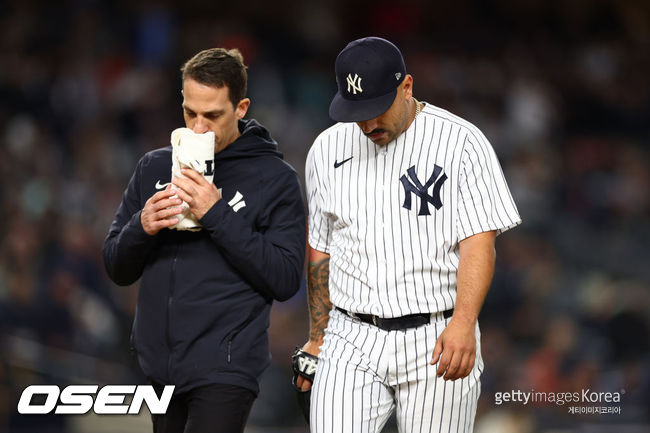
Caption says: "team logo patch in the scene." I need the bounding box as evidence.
[346,73,363,94]
[227,191,246,212]
[400,165,447,216]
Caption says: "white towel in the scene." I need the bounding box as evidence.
[169,128,215,231]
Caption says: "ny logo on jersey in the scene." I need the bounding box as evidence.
[346,73,363,94]
[400,165,447,216]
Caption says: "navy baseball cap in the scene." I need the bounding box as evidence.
[329,37,406,122]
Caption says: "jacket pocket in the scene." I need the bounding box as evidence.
[224,303,266,364]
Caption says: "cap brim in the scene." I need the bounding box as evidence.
[329,88,397,122]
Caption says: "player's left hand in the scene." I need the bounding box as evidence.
[430,318,476,381]
[172,168,221,220]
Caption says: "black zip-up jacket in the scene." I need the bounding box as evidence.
[103,119,306,395]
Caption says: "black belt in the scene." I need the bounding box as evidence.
[335,307,453,331]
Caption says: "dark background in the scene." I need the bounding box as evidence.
[0,0,648,432]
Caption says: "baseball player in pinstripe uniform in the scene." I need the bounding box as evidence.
[293,37,521,432]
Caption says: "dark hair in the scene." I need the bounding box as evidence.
[180,48,248,108]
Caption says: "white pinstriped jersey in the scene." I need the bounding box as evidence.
[306,102,521,318]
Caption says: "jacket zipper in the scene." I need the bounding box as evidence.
[227,326,248,364]
[226,323,250,364]
[227,330,242,364]
[167,243,180,377]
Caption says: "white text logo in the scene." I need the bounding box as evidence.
[494,389,623,406]
[17,384,175,415]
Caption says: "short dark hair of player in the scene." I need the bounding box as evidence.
[181,48,248,108]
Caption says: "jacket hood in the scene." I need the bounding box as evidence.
[215,119,283,161]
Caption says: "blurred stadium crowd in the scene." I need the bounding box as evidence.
[0,0,648,432]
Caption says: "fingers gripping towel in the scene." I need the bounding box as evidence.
[170,128,215,231]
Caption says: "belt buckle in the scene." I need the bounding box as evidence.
[372,315,378,326]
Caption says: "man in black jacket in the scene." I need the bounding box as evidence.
[103,48,306,433]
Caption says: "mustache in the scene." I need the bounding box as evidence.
[364,129,386,137]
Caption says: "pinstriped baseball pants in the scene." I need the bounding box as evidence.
[310,309,483,433]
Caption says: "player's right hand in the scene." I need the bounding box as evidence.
[140,186,184,236]
[296,340,322,391]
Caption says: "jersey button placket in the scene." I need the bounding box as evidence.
[378,150,387,230]
[376,151,386,246]
[382,151,394,306]
[375,148,388,299]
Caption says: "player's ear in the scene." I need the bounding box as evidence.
[234,98,250,119]
[401,75,414,100]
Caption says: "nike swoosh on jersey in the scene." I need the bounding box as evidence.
[155,180,171,190]
[334,157,353,168]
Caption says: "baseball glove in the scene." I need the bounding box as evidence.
[291,347,319,424]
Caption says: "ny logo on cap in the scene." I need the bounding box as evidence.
[346,73,363,94]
